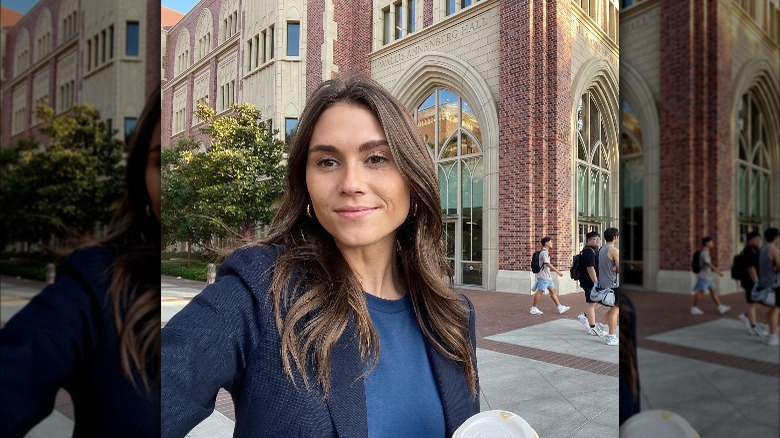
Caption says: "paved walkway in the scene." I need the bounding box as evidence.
[3,274,778,437]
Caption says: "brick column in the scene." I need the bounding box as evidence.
[306,0,324,98]
[498,0,572,273]
[659,0,733,272]
[333,0,372,78]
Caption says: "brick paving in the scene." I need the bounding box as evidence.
[623,288,780,377]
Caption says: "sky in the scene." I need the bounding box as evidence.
[162,0,199,14]
[3,0,36,14]
[2,0,200,15]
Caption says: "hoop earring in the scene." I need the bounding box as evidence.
[145,204,152,218]
[306,203,315,219]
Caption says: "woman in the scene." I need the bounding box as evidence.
[0,87,161,437]
[162,74,479,437]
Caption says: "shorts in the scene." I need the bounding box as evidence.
[742,281,757,303]
[692,278,714,292]
[532,279,554,293]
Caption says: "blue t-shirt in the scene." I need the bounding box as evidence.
[364,292,445,438]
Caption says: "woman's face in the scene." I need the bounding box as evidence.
[306,102,411,255]
[145,121,161,221]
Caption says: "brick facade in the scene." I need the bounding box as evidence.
[1,0,157,148]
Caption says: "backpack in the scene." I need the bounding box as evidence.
[691,250,702,273]
[730,252,746,281]
[531,250,543,274]
[571,247,596,281]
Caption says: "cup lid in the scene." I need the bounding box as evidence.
[619,410,700,438]
[453,410,538,438]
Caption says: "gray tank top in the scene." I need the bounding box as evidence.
[598,244,619,289]
[757,245,778,288]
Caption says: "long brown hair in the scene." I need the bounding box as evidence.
[101,86,161,389]
[263,73,477,398]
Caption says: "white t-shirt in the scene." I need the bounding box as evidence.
[537,248,552,280]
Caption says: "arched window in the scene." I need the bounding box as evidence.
[219,0,239,43]
[575,89,615,248]
[14,28,30,76]
[415,88,483,286]
[619,98,644,285]
[195,10,213,61]
[59,0,78,42]
[175,30,190,76]
[34,9,53,61]
[736,90,772,242]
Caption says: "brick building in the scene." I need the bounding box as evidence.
[0,0,159,148]
[620,0,780,293]
[162,0,621,293]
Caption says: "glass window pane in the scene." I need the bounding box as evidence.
[578,136,587,161]
[439,161,458,216]
[287,22,300,56]
[417,91,435,156]
[738,166,746,216]
[407,0,416,33]
[578,95,587,140]
[590,169,597,217]
[383,9,391,44]
[285,117,298,142]
[446,0,456,15]
[590,97,599,148]
[461,100,481,144]
[604,172,610,217]
[126,22,139,56]
[438,89,458,153]
[440,135,457,159]
[395,3,403,39]
[460,131,480,155]
[577,165,586,215]
[124,117,137,141]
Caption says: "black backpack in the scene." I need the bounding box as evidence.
[531,250,543,274]
[571,247,596,281]
[691,250,702,273]
[730,252,746,281]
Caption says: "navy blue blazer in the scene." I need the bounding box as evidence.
[0,246,160,438]
[162,245,479,437]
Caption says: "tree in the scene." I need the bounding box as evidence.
[161,103,286,256]
[0,103,125,252]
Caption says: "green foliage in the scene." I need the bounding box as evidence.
[0,103,125,250]
[161,103,286,251]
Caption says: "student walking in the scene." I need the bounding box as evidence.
[597,228,620,346]
[691,237,730,315]
[736,231,765,335]
[755,228,780,346]
[529,237,570,315]
[576,231,606,337]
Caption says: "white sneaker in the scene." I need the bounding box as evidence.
[577,313,590,331]
[691,307,704,315]
[755,323,770,337]
[592,324,606,339]
[530,307,543,315]
[737,313,754,334]
[767,335,780,346]
[605,334,619,346]
[718,304,731,314]
[557,305,571,314]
